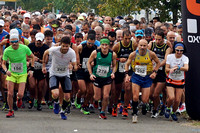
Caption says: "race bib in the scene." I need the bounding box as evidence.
[119,62,125,73]
[158,58,164,70]
[11,63,23,73]
[96,65,109,77]
[171,70,182,79]
[55,65,67,73]
[34,62,42,70]
[82,58,89,69]
[119,62,131,73]
[135,65,147,77]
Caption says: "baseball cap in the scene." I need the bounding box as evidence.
[78,16,84,20]
[144,28,153,37]
[10,34,19,40]
[10,29,19,35]
[35,32,44,41]
[0,19,5,26]
[23,13,31,18]
[135,30,144,37]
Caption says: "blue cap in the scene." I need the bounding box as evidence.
[175,43,184,49]
[16,28,22,36]
[135,30,144,37]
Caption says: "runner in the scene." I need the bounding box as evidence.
[165,42,188,121]
[148,30,172,118]
[28,32,49,111]
[87,37,117,119]
[125,39,160,123]
[75,34,97,114]
[42,36,77,120]
[112,30,137,117]
[2,33,35,117]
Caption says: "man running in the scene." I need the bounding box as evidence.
[42,36,77,120]
[2,33,35,118]
[125,39,160,123]
[87,37,117,119]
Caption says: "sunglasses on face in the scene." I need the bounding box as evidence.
[175,49,184,52]
[115,21,119,23]
[10,40,19,43]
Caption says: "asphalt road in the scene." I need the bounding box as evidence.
[0,105,200,133]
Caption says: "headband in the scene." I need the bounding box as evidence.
[100,39,110,45]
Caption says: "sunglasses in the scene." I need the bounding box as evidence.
[136,32,143,35]
[115,21,119,23]
[88,42,94,45]
[10,40,19,43]
[175,49,184,52]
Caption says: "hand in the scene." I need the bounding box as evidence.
[42,67,47,74]
[34,56,39,62]
[169,66,178,74]
[6,70,11,77]
[90,74,96,81]
[111,73,115,79]
[150,72,157,79]
[125,74,131,83]
[120,58,127,63]
[28,70,33,77]
[78,64,82,69]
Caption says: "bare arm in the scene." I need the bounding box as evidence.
[87,50,97,80]
[42,50,49,74]
[72,61,78,71]
[125,52,135,72]
[28,53,35,67]
[72,44,80,65]
[112,52,117,74]
[148,41,153,50]
[150,51,160,72]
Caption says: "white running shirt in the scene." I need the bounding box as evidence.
[49,46,76,77]
[166,54,189,80]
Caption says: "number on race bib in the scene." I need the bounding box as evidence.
[34,62,42,70]
[82,58,89,69]
[11,63,23,73]
[96,65,109,77]
[55,65,67,73]
[135,65,147,77]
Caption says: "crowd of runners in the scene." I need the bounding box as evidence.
[0,8,189,123]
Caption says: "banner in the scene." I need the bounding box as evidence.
[182,0,200,120]
[0,0,17,2]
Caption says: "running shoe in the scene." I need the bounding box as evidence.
[34,99,38,108]
[17,98,22,108]
[28,99,34,109]
[81,107,90,115]
[99,112,107,119]
[159,105,166,116]
[171,113,178,121]
[119,105,123,114]
[41,100,46,105]
[117,103,121,109]
[66,103,71,114]
[89,104,95,113]
[48,101,53,109]
[2,102,9,111]
[151,110,159,118]
[60,112,67,120]
[74,97,81,109]
[165,108,171,119]
[53,102,60,114]
[37,103,42,111]
[132,114,138,123]
[179,104,186,113]
[112,107,118,117]
[6,110,14,118]
[142,104,147,115]
[127,104,132,109]
[122,107,128,117]
[98,101,102,112]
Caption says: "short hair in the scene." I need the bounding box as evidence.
[133,19,140,25]
[108,31,116,38]
[65,18,73,23]
[88,12,95,17]
[22,24,30,31]
[155,30,164,38]
[44,30,53,37]
[30,29,38,36]
[153,17,160,22]
[88,30,96,36]
[11,14,18,20]
[87,34,95,40]
[75,33,83,39]
[4,11,11,16]
[164,23,170,29]
[83,21,90,27]
[65,24,72,31]
[47,13,56,20]
[69,13,77,18]
[61,36,71,44]
[123,30,131,37]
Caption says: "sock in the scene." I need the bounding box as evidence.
[100,111,105,114]
[62,99,70,110]
[52,95,59,103]
[132,101,138,115]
